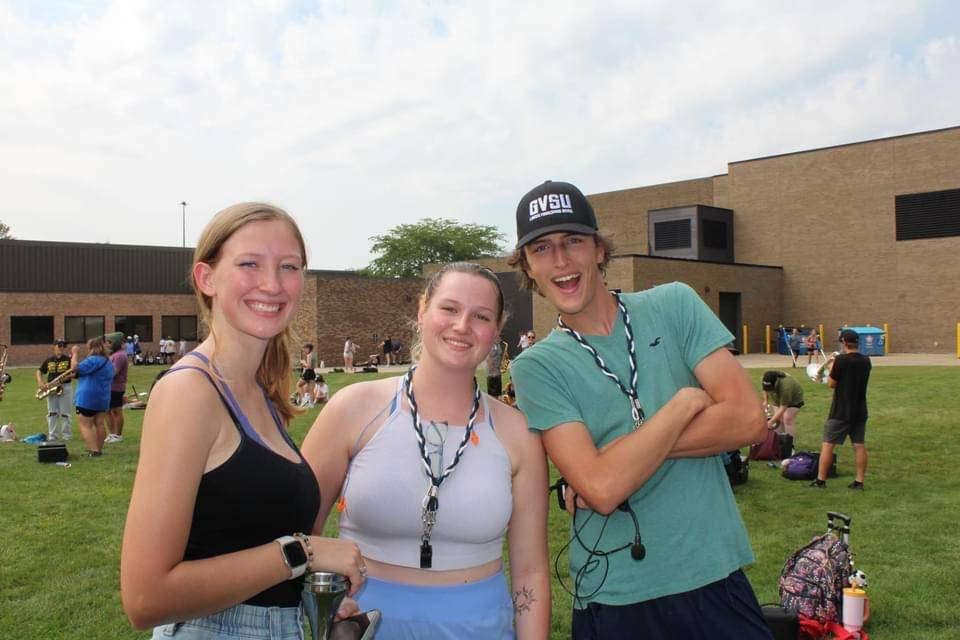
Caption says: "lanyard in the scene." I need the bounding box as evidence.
[403,366,480,568]
[557,291,646,429]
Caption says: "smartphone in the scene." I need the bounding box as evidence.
[330,609,381,640]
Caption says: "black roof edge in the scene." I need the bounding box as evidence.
[612,253,783,270]
[0,238,194,254]
[648,204,734,213]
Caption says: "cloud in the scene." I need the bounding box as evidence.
[0,0,957,266]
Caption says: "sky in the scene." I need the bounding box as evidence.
[1,0,958,270]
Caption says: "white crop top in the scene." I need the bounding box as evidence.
[338,378,513,570]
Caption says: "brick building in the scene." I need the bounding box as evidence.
[0,240,423,368]
[3,126,958,362]
[489,125,960,354]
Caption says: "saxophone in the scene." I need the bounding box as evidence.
[36,369,75,400]
[500,340,510,374]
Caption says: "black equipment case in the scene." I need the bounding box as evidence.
[38,443,69,463]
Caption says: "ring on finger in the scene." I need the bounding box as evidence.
[358,564,368,578]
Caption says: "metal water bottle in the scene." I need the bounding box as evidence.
[302,571,348,640]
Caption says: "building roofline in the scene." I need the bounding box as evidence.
[613,253,783,271]
[581,125,958,198]
[0,238,194,254]
[729,124,960,166]
[588,175,718,199]
[305,269,423,282]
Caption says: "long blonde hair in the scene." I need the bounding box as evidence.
[192,202,306,425]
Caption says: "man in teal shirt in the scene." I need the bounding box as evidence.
[508,180,772,639]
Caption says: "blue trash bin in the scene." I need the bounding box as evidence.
[841,326,885,356]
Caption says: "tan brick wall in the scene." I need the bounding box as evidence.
[726,128,960,353]
[526,256,781,355]
[586,127,960,353]
[589,178,717,255]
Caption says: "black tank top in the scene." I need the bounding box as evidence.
[167,353,321,607]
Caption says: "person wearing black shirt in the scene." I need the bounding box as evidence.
[36,340,74,441]
[810,329,872,489]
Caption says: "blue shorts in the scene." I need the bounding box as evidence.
[572,570,772,640]
[355,569,515,640]
[151,603,303,639]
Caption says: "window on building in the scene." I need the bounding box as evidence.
[64,316,105,343]
[654,219,692,250]
[161,315,198,341]
[10,316,54,345]
[115,316,154,342]
[702,220,728,249]
[896,187,960,241]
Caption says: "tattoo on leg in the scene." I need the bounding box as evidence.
[512,586,536,615]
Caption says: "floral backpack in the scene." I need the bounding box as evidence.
[779,530,853,623]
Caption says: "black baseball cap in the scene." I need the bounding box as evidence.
[515,180,598,249]
[840,329,860,344]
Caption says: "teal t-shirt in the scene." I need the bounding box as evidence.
[512,282,755,607]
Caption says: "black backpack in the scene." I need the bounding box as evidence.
[724,449,749,485]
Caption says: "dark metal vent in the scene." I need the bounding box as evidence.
[896,187,960,241]
[702,220,728,249]
[654,219,691,250]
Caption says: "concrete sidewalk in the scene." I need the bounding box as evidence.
[735,352,960,369]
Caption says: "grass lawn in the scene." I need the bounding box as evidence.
[1,363,958,638]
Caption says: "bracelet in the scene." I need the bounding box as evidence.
[293,532,314,568]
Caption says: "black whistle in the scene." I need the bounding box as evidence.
[420,541,433,569]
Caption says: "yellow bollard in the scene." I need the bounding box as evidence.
[742,325,749,355]
[765,325,771,354]
[883,323,889,354]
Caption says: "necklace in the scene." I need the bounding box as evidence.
[403,366,481,568]
[556,291,646,429]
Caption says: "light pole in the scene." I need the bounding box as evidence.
[180,201,188,248]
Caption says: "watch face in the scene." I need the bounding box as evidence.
[283,540,308,567]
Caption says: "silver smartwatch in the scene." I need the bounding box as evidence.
[276,535,309,578]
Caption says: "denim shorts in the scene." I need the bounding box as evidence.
[355,569,515,639]
[152,603,303,639]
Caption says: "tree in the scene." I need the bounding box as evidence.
[0,220,10,239]
[365,218,506,278]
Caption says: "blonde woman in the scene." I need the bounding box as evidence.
[302,262,550,639]
[121,203,364,639]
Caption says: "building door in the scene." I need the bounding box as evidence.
[718,292,742,352]
[496,271,532,359]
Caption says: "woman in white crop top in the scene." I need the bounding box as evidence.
[302,262,550,639]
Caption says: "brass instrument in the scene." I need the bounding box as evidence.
[36,369,75,400]
[0,344,8,400]
[806,352,839,384]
